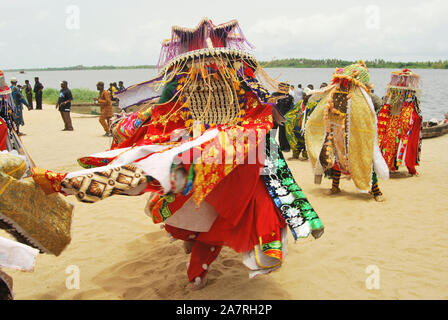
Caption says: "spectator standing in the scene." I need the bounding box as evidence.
[95,81,113,136]
[23,80,33,109]
[33,77,43,110]
[56,81,74,131]
[10,77,29,135]
[296,84,304,102]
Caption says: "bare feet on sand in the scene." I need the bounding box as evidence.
[329,187,341,195]
[374,194,385,202]
[183,240,194,254]
[188,276,208,291]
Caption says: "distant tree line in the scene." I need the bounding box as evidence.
[5,65,157,72]
[259,58,448,69]
[6,59,448,71]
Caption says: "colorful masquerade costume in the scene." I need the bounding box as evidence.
[32,18,324,287]
[305,61,389,199]
[285,96,318,159]
[377,69,422,175]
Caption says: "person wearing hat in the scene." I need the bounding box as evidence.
[10,77,29,136]
[94,81,113,136]
[33,77,44,110]
[56,80,73,131]
[271,82,294,152]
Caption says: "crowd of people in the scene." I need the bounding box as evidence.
[271,65,423,203]
[0,76,45,135]
[0,77,123,136]
[108,81,124,102]
[272,79,391,161]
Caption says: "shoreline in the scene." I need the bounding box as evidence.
[6,61,448,73]
[7,66,448,72]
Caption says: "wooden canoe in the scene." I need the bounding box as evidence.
[422,121,448,139]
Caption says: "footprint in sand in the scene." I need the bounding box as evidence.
[208,269,223,278]
[222,258,239,267]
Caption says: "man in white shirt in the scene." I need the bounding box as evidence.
[290,84,304,105]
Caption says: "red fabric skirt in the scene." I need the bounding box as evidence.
[195,163,286,253]
[0,119,8,151]
[404,110,422,174]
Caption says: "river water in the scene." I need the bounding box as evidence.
[5,67,448,120]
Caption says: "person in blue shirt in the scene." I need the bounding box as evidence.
[56,80,74,131]
[10,77,29,136]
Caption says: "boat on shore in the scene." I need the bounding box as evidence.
[422,121,448,139]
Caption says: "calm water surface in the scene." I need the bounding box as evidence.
[5,68,448,120]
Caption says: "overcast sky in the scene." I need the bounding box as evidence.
[2,0,447,69]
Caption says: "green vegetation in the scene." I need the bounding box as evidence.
[260,58,448,69]
[8,65,156,72]
[41,88,98,104]
[7,59,448,72]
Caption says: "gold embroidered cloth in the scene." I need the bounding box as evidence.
[0,154,73,256]
[306,87,376,191]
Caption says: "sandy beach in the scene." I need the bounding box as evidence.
[2,104,447,300]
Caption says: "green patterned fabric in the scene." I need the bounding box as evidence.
[284,99,318,158]
[337,62,371,86]
[262,135,324,240]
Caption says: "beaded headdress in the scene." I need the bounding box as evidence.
[115,18,277,113]
[331,61,373,92]
[384,68,421,105]
[157,18,254,69]
[387,69,420,91]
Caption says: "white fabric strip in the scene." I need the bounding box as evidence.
[135,129,219,192]
[0,236,39,272]
[66,129,219,193]
[65,145,169,178]
[360,88,389,181]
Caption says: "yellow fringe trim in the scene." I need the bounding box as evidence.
[5,161,26,177]
[0,175,13,196]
